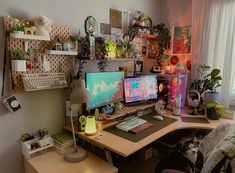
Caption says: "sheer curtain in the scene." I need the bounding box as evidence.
[192,0,235,107]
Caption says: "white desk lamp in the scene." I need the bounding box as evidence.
[64,79,91,162]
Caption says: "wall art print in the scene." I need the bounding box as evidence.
[173,26,191,54]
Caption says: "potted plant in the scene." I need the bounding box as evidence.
[206,102,231,120]
[203,68,222,103]
[11,49,27,71]
[190,65,222,103]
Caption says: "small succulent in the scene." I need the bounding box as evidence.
[12,49,27,60]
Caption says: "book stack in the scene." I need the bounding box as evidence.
[52,132,74,155]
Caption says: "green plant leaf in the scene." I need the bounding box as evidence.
[211,69,220,78]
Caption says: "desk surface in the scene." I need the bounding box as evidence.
[25,151,118,173]
[64,111,235,157]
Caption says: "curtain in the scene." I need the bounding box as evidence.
[192,0,235,107]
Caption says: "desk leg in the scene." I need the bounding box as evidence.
[105,150,113,165]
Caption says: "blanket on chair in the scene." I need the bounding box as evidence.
[198,122,235,173]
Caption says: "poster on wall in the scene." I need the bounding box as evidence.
[173,26,191,54]
[110,8,122,29]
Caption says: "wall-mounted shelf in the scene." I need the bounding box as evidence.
[137,34,158,40]
[45,50,78,55]
[107,58,143,61]
[85,58,143,61]
[10,33,50,41]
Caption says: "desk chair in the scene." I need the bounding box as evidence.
[155,122,235,173]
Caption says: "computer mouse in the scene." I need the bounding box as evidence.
[153,115,164,121]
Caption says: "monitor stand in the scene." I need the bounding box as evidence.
[125,100,151,107]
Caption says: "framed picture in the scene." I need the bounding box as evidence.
[173,26,191,54]
[100,23,111,35]
[110,8,122,29]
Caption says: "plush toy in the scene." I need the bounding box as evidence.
[34,16,52,37]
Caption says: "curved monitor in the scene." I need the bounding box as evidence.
[86,71,124,109]
[124,75,157,103]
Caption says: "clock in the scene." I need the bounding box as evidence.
[84,16,98,36]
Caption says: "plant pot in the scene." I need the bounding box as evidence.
[206,107,220,120]
[204,92,220,104]
[13,31,24,34]
[11,60,26,71]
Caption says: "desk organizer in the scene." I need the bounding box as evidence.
[21,135,54,159]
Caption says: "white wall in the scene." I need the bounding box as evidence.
[160,0,192,27]
[160,0,192,73]
[0,1,160,173]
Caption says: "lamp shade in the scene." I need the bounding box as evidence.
[70,79,91,105]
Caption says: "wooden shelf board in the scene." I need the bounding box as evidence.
[45,50,78,55]
[106,103,155,121]
[10,33,50,41]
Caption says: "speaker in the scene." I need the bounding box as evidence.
[78,116,86,132]
[2,95,21,112]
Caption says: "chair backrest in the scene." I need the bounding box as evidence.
[198,122,235,173]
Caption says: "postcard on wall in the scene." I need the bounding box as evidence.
[110,8,122,29]
[100,23,111,35]
[173,26,191,54]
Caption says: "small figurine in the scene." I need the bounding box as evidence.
[155,100,165,116]
[115,101,124,112]
[94,108,99,121]
[33,15,52,37]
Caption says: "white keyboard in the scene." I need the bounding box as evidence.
[116,117,147,132]
[21,73,68,91]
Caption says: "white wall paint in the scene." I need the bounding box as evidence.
[0,1,160,173]
[160,0,192,76]
[160,0,192,27]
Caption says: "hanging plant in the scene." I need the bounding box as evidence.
[73,36,90,80]
[95,37,108,72]
[153,23,171,69]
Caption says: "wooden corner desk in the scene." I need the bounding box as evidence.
[64,110,235,164]
[24,151,118,173]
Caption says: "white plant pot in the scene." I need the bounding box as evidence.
[204,92,220,104]
[11,60,26,72]
[13,31,24,34]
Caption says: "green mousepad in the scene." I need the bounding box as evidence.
[105,114,177,142]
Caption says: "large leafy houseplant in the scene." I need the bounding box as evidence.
[190,65,222,94]
[190,64,223,112]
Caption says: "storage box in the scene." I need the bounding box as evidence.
[21,135,54,159]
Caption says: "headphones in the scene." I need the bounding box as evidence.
[187,90,200,108]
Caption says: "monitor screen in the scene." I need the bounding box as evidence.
[86,71,124,109]
[124,75,157,103]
